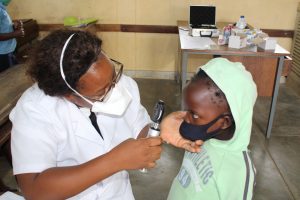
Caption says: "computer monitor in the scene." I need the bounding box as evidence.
[189,5,216,27]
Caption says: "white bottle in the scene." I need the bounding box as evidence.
[236,15,247,29]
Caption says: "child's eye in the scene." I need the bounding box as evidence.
[188,110,199,119]
[192,114,199,119]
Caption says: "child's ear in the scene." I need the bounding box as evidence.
[220,115,233,129]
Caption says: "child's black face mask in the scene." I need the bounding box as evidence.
[179,114,232,141]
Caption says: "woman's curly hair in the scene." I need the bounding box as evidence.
[27,29,102,96]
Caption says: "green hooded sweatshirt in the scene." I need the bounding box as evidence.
[168,58,258,200]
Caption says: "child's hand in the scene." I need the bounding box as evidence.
[160,111,203,153]
[13,20,23,30]
[12,21,25,37]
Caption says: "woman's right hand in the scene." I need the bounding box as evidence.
[109,137,163,170]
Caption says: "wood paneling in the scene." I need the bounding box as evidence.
[38,24,293,38]
[261,29,294,38]
[38,23,64,31]
[120,25,178,33]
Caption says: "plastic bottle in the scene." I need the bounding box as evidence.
[236,15,247,29]
[223,26,231,44]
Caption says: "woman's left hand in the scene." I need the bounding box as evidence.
[160,111,203,153]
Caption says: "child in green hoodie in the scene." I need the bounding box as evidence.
[161,58,257,200]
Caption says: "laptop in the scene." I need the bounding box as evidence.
[189,5,217,29]
[189,5,218,37]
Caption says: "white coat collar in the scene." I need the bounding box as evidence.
[66,101,104,146]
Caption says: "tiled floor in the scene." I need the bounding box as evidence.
[1,78,300,200]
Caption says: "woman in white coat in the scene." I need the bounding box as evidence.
[9,30,162,200]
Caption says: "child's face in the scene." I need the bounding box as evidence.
[183,79,229,134]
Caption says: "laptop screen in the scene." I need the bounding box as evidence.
[189,5,216,26]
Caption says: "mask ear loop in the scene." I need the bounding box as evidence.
[59,33,93,105]
[208,113,234,138]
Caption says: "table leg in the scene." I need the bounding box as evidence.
[181,51,188,90]
[266,56,285,138]
[181,52,188,109]
[175,39,181,83]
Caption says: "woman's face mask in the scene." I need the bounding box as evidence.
[59,34,132,116]
[86,83,132,116]
[179,114,231,141]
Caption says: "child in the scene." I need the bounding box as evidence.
[161,58,257,200]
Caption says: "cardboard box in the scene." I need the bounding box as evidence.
[258,38,277,50]
[228,35,247,49]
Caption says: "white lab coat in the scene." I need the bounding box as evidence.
[10,75,150,200]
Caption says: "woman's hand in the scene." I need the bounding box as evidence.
[16,137,162,200]
[110,137,163,170]
[160,111,203,153]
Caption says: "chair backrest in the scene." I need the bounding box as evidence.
[0,64,33,126]
[0,64,32,193]
[0,64,33,166]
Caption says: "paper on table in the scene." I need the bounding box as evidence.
[0,192,24,200]
[181,35,216,50]
[179,30,216,50]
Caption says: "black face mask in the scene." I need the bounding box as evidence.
[179,114,232,141]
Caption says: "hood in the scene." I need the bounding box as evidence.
[201,58,257,151]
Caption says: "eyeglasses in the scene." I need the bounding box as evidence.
[80,58,124,102]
